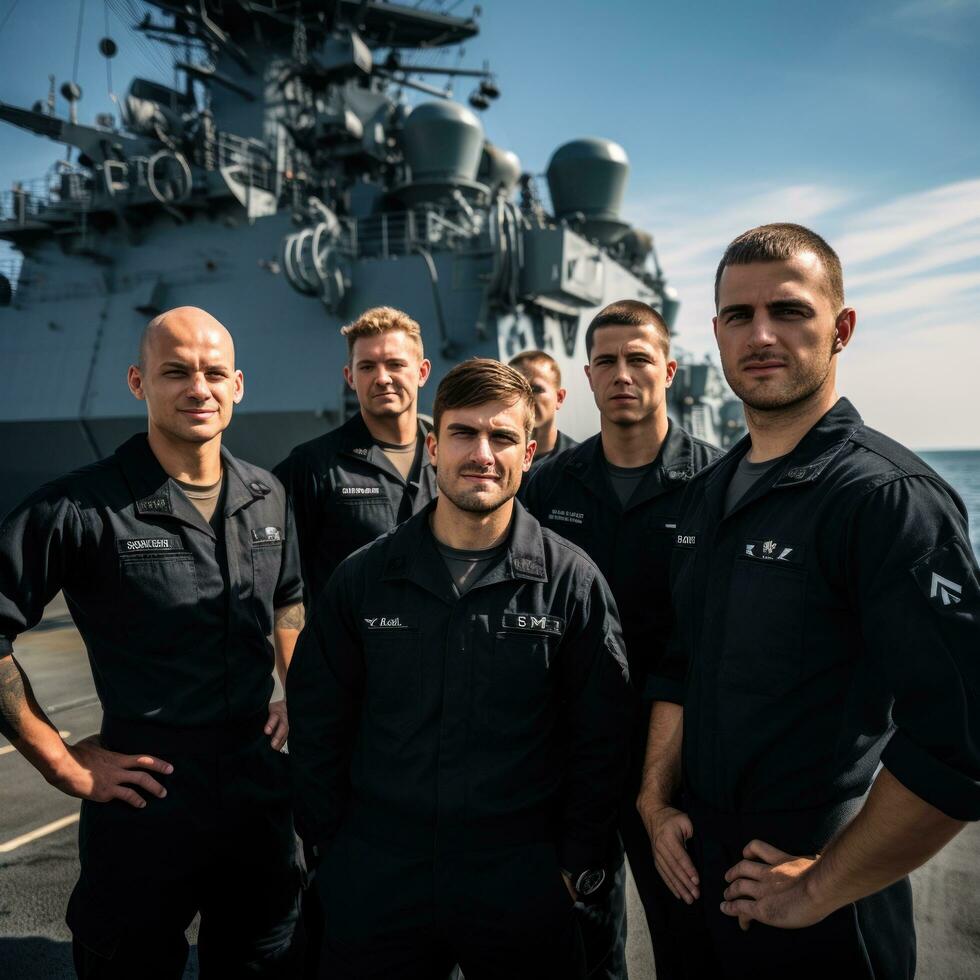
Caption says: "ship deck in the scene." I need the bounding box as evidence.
[1,599,978,978]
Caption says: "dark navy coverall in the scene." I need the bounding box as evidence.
[287,501,634,980]
[523,421,721,979]
[273,412,437,606]
[0,434,304,979]
[650,398,980,980]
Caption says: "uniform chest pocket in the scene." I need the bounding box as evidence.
[720,560,806,696]
[251,542,283,634]
[118,552,199,624]
[363,630,421,737]
[488,631,553,734]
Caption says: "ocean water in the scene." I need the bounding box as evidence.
[920,450,980,559]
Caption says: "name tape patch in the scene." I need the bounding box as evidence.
[340,485,383,497]
[674,533,697,548]
[363,615,414,630]
[500,612,564,636]
[117,536,180,554]
[548,508,584,526]
[251,525,282,543]
[741,539,803,564]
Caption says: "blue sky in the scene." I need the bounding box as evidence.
[1,0,978,447]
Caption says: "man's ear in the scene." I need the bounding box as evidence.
[418,358,432,387]
[833,309,857,353]
[128,365,146,402]
[523,438,537,472]
[555,387,567,409]
[343,364,356,390]
[425,429,438,467]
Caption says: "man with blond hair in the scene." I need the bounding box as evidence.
[274,306,437,606]
[288,358,632,978]
[508,350,578,473]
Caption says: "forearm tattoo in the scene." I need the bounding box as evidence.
[0,655,30,743]
[274,602,306,631]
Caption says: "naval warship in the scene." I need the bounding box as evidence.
[0,0,744,518]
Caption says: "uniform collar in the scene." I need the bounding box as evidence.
[339,411,432,486]
[702,397,864,520]
[563,421,698,511]
[114,434,270,537]
[381,499,548,602]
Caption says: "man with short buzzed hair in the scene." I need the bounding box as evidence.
[639,223,980,979]
[508,350,578,473]
[523,299,721,979]
[0,307,304,978]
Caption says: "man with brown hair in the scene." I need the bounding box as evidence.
[287,357,633,979]
[522,298,720,979]
[274,306,437,606]
[508,349,578,472]
[638,223,980,978]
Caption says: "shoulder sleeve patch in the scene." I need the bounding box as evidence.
[909,536,980,612]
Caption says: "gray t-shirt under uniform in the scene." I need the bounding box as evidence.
[605,460,656,509]
[723,453,789,516]
[435,540,508,596]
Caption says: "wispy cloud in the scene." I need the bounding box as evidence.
[890,0,980,46]
[626,175,980,448]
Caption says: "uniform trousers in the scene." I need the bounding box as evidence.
[67,713,300,979]
[315,830,586,980]
[578,711,677,980]
[666,793,916,980]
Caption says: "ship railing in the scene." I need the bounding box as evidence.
[349,207,490,259]
[209,133,276,193]
[0,171,94,225]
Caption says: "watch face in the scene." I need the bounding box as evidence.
[576,868,606,896]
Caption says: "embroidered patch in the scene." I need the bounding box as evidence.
[547,508,584,526]
[910,536,979,611]
[500,612,564,636]
[512,557,545,576]
[136,495,171,514]
[674,533,697,548]
[117,536,181,554]
[251,526,282,543]
[363,616,415,630]
[741,539,803,564]
[339,485,383,497]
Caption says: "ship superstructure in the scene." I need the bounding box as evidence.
[0,0,743,516]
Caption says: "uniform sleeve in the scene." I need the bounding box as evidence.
[285,556,365,848]
[273,450,320,605]
[851,476,980,821]
[558,567,634,874]
[0,486,83,656]
[273,494,304,609]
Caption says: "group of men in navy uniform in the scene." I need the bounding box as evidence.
[0,223,977,980]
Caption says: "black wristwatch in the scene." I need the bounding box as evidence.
[564,867,606,897]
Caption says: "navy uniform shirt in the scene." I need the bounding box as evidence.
[655,398,980,823]
[528,430,579,474]
[274,412,438,605]
[522,421,721,693]
[0,434,303,727]
[287,500,633,877]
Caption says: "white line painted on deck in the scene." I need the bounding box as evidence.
[0,812,80,853]
[0,730,70,757]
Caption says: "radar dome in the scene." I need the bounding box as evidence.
[478,142,521,196]
[403,101,484,185]
[546,138,629,223]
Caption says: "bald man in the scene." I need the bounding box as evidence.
[0,307,304,978]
